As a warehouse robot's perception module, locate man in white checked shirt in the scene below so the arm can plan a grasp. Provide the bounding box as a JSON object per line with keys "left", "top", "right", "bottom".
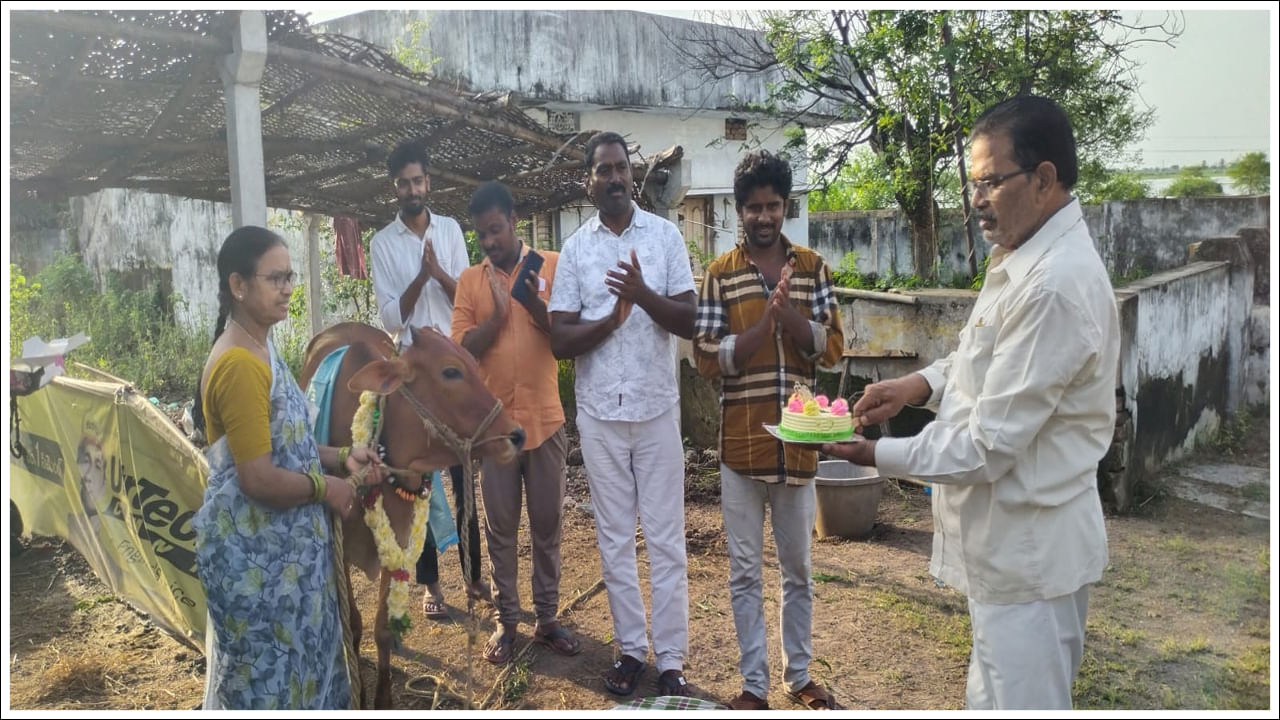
{"left": 548, "top": 131, "right": 697, "bottom": 698}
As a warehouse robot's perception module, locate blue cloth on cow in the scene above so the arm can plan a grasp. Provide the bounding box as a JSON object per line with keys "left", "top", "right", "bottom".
{"left": 428, "top": 471, "right": 460, "bottom": 552}
{"left": 192, "top": 339, "right": 350, "bottom": 710}
{"left": 304, "top": 346, "right": 459, "bottom": 554}
{"left": 304, "top": 345, "right": 349, "bottom": 444}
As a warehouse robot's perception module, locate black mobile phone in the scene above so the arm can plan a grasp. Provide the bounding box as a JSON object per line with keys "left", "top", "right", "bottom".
{"left": 511, "top": 250, "right": 545, "bottom": 304}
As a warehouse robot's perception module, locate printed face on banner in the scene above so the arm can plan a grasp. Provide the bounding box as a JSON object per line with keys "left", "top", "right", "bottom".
{"left": 77, "top": 424, "right": 108, "bottom": 516}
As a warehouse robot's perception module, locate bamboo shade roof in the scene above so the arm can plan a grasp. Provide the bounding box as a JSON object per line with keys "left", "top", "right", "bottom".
{"left": 10, "top": 10, "right": 592, "bottom": 224}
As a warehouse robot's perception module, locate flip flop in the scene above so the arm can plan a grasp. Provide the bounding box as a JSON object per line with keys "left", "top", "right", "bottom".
{"left": 483, "top": 628, "right": 517, "bottom": 665}
{"left": 602, "top": 654, "right": 646, "bottom": 696}
{"left": 421, "top": 596, "right": 448, "bottom": 620}
{"left": 533, "top": 623, "right": 582, "bottom": 656}
{"left": 789, "top": 681, "right": 841, "bottom": 710}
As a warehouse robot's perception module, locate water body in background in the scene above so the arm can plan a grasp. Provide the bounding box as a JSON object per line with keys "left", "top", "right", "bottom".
{"left": 1145, "top": 175, "right": 1244, "bottom": 197}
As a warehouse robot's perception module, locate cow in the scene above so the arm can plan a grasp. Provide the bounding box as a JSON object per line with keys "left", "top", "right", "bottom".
{"left": 299, "top": 322, "right": 525, "bottom": 709}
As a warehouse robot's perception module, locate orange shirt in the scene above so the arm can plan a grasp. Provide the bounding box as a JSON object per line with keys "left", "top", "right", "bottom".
{"left": 451, "top": 245, "right": 564, "bottom": 450}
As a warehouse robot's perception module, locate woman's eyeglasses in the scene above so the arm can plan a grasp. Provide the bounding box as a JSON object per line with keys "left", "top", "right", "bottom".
{"left": 255, "top": 270, "right": 297, "bottom": 289}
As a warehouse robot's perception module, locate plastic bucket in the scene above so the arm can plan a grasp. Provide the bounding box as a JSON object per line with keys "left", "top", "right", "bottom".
{"left": 813, "top": 460, "right": 884, "bottom": 539}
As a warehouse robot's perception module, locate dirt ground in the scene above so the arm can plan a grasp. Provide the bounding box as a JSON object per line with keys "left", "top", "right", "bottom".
{"left": 7, "top": 419, "right": 1272, "bottom": 711}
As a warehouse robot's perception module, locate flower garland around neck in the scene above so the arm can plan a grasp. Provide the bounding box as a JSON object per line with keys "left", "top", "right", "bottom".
{"left": 351, "top": 390, "right": 431, "bottom": 641}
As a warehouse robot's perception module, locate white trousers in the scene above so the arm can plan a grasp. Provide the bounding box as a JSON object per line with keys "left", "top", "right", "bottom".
{"left": 966, "top": 584, "right": 1091, "bottom": 710}
{"left": 576, "top": 404, "right": 689, "bottom": 673}
{"left": 720, "top": 464, "right": 816, "bottom": 696}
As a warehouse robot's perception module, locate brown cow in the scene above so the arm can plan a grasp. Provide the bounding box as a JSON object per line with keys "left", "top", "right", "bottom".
{"left": 299, "top": 322, "right": 525, "bottom": 709}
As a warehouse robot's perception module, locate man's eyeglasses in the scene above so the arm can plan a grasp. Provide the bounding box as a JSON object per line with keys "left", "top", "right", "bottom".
{"left": 256, "top": 270, "right": 297, "bottom": 289}
{"left": 966, "top": 167, "right": 1036, "bottom": 196}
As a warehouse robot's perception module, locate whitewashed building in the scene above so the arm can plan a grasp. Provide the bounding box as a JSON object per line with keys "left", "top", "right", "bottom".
{"left": 318, "top": 9, "right": 836, "bottom": 258}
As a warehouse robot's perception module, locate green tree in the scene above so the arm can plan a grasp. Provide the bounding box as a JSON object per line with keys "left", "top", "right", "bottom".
{"left": 1076, "top": 159, "right": 1150, "bottom": 204}
{"left": 1165, "top": 166, "right": 1223, "bottom": 198}
{"left": 1226, "top": 151, "right": 1269, "bottom": 194}
{"left": 681, "top": 10, "right": 1180, "bottom": 278}
{"left": 808, "top": 150, "right": 896, "bottom": 211}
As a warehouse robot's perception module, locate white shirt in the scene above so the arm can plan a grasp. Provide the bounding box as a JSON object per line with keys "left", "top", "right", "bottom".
{"left": 548, "top": 204, "right": 696, "bottom": 423}
{"left": 876, "top": 199, "right": 1117, "bottom": 604}
{"left": 370, "top": 210, "right": 470, "bottom": 348}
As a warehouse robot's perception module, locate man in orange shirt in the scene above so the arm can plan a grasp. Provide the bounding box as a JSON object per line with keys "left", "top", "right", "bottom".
{"left": 452, "top": 181, "right": 579, "bottom": 665}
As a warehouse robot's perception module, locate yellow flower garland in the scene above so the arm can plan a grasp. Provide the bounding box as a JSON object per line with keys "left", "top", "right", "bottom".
{"left": 351, "top": 391, "right": 431, "bottom": 638}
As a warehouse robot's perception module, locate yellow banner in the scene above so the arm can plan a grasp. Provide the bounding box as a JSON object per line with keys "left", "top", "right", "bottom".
{"left": 10, "top": 375, "right": 209, "bottom": 651}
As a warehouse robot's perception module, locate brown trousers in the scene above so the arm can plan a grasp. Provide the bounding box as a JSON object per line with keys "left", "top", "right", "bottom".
{"left": 480, "top": 426, "right": 568, "bottom": 625}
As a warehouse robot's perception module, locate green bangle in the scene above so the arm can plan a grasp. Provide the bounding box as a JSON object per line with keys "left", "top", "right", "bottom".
{"left": 337, "top": 446, "right": 351, "bottom": 469}
{"left": 308, "top": 469, "right": 326, "bottom": 503}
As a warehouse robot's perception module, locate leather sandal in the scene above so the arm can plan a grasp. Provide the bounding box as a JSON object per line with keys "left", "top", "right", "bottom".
{"left": 602, "top": 654, "right": 646, "bottom": 696}
{"left": 789, "top": 681, "right": 841, "bottom": 710}
{"left": 727, "top": 690, "right": 770, "bottom": 710}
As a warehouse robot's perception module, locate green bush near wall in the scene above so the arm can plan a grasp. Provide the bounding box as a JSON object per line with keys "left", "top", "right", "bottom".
{"left": 11, "top": 253, "right": 207, "bottom": 399}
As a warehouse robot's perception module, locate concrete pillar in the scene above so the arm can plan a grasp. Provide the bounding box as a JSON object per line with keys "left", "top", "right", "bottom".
{"left": 306, "top": 214, "right": 325, "bottom": 337}
{"left": 218, "top": 10, "right": 268, "bottom": 228}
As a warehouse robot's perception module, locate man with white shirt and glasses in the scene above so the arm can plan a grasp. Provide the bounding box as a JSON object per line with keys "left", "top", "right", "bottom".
{"left": 548, "top": 131, "right": 696, "bottom": 698}
{"left": 824, "top": 95, "right": 1119, "bottom": 710}
{"left": 369, "top": 139, "right": 492, "bottom": 619}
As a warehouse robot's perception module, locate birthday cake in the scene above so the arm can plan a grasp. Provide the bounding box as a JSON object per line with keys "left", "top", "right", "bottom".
{"left": 776, "top": 383, "right": 854, "bottom": 442}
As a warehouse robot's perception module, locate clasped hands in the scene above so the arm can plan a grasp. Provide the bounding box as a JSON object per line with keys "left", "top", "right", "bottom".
{"left": 605, "top": 249, "right": 648, "bottom": 327}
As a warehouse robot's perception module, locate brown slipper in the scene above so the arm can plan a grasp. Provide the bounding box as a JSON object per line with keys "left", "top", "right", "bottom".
{"left": 789, "top": 681, "right": 841, "bottom": 710}
{"left": 727, "top": 690, "right": 770, "bottom": 710}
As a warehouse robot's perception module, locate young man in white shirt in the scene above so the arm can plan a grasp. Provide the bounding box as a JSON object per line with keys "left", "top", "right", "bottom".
{"left": 824, "top": 95, "right": 1119, "bottom": 710}
{"left": 368, "top": 139, "right": 491, "bottom": 617}
{"left": 548, "top": 131, "right": 697, "bottom": 697}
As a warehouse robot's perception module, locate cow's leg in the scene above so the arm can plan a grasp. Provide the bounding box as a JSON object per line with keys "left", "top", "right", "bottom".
{"left": 347, "top": 564, "right": 366, "bottom": 709}
{"left": 373, "top": 568, "right": 394, "bottom": 709}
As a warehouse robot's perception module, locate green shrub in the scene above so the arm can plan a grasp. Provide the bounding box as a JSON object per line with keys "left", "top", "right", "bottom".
{"left": 1165, "top": 167, "right": 1223, "bottom": 198}
{"left": 8, "top": 265, "right": 42, "bottom": 360}
{"left": 15, "top": 253, "right": 208, "bottom": 399}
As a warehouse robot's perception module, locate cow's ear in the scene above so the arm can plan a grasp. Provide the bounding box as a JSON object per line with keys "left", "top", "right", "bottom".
{"left": 347, "top": 358, "right": 411, "bottom": 395}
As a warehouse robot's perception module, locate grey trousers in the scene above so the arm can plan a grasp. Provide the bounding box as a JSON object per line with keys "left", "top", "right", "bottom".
{"left": 480, "top": 427, "right": 568, "bottom": 626}
{"left": 720, "top": 464, "right": 816, "bottom": 697}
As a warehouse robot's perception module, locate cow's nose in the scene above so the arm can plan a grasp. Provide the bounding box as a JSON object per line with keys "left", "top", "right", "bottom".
{"left": 509, "top": 427, "right": 526, "bottom": 451}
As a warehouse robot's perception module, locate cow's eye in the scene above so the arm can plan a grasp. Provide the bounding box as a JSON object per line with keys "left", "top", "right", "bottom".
{"left": 442, "top": 367, "right": 463, "bottom": 381}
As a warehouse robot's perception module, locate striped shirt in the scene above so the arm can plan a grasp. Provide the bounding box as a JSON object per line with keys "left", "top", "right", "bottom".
{"left": 693, "top": 237, "right": 844, "bottom": 485}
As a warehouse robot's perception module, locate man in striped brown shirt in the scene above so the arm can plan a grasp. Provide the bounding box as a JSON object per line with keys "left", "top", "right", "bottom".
{"left": 693, "top": 150, "right": 844, "bottom": 711}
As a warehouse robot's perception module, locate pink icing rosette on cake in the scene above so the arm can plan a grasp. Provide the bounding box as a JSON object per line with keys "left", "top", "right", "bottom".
{"left": 815, "top": 395, "right": 830, "bottom": 409}
{"left": 830, "top": 398, "right": 849, "bottom": 416}
{"left": 787, "top": 397, "right": 805, "bottom": 413}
